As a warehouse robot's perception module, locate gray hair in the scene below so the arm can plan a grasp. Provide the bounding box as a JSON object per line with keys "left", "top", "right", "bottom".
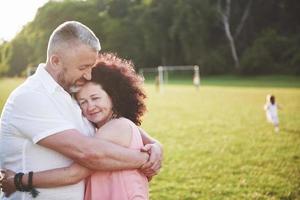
{"left": 47, "top": 21, "right": 101, "bottom": 59}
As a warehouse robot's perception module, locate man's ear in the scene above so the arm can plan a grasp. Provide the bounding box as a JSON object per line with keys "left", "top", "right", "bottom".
{"left": 50, "top": 54, "right": 61, "bottom": 70}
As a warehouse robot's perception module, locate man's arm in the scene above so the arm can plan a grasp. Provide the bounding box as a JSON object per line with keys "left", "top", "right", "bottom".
{"left": 10, "top": 92, "right": 149, "bottom": 171}
{"left": 38, "top": 129, "right": 149, "bottom": 171}
{"left": 0, "top": 123, "right": 149, "bottom": 197}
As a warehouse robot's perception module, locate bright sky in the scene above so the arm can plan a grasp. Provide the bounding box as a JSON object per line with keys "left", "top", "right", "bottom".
{"left": 0, "top": 0, "right": 49, "bottom": 41}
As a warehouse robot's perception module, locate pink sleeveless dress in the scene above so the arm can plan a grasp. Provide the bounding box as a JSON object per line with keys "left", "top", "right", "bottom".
{"left": 84, "top": 118, "right": 149, "bottom": 200}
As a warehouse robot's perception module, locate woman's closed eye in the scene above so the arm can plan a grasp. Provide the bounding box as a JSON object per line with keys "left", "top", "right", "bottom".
{"left": 92, "top": 96, "right": 101, "bottom": 101}
{"left": 79, "top": 100, "right": 87, "bottom": 106}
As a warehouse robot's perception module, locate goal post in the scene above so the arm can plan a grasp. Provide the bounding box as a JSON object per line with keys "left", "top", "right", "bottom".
{"left": 139, "top": 65, "right": 200, "bottom": 92}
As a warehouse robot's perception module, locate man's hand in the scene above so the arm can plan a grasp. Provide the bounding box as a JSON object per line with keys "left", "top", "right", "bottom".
{"left": 140, "top": 143, "right": 163, "bottom": 179}
{"left": 0, "top": 169, "right": 17, "bottom": 197}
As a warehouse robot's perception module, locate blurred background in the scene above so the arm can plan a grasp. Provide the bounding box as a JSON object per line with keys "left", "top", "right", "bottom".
{"left": 0, "top": 0, "right": 300, "bottom": 76}
{"left": 0, "top": 0, "right": 300, "bottom": 199}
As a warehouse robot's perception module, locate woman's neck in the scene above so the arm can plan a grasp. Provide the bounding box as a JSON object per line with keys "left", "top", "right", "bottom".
{"left": 96, "top": 112, "right": 116, "bottom": 129}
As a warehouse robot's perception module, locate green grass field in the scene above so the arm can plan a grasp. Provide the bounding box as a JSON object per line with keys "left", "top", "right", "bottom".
{"left": 1, "top": 76, "right": 300, "bottom": 199}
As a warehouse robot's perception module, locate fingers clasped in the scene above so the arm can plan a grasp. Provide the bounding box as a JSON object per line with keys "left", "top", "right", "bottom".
{"left": 140, "top": 143, "right": 163, "bottom": 178}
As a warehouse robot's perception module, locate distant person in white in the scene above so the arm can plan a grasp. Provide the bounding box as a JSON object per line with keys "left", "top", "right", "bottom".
{"left": 0, "top": 21, "right": 162, "bottom": 200}
{"left": 264, "top": 94, "right": 280, "bottom": 133}
{"left": 193, "top": 73, "right": 200, "bottom": 90}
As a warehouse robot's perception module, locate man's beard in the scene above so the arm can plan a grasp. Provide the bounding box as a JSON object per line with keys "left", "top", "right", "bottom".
{"left": 57, "top": 70, "right": 73, "bottom": 93}
{"left": 57, "top": 69, "right": 85, "bottom": 94}
{"left": 69, "top": 85, "right": 81, "bottom": 93}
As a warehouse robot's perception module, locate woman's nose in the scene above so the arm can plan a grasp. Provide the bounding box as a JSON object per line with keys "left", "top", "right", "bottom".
{"left": 87, "top": 101, "right": 96, "bottom": 111}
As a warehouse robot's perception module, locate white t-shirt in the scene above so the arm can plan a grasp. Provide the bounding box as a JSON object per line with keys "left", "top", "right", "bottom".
{"left": 0, "top": 64, "right": 95, "bottom": 200}
{"left": 264, "top": 102, "right": 279, "bottom": 124}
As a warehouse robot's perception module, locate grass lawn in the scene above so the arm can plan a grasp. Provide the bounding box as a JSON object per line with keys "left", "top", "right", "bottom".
{"left": 0, "top": 78, "right": 25, "bottom": 109}
{"left": 1, "top": 76, "right": 300, "bottom": 199}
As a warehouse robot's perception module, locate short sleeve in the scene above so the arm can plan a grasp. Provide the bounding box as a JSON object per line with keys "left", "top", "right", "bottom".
{"left": 10, "top": 91, "right": 76, "bottom": 143}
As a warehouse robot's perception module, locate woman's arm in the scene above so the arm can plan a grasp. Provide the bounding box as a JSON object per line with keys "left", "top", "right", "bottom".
{"left": 139, "top": 127, "right": 162, "bottom": 147}
{"left": 28, "top": 163, "right": 91, "bottom": 188}
{"left": 3, "top": 163, "right": 91, "bottom": 190}
{"left": 1, "top": 164, "right": 91, "bottom": 197}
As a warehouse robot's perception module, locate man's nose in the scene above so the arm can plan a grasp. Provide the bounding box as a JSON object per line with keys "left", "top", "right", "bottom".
{"left": 83, "top": 67, "right": 92, "bottom": 80}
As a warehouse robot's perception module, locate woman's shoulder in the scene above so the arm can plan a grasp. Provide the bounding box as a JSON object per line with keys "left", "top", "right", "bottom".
{"left": 98, "top": 117, "right": 130, "bottom": 131}
{"left": 96, "top": 117, "right": 134, "bottom": 147}
{"left": 105, "top": 117, "right": 134, "bottom": 127}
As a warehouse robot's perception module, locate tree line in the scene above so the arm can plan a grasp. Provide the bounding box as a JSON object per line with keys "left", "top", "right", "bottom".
{"left": 0, "top": 0, "right": 299, "bottom": 76}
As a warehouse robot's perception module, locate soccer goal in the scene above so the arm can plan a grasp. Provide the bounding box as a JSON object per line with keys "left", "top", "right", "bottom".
{"left": 139, "top": 65, "right": 200, "bottom": 92}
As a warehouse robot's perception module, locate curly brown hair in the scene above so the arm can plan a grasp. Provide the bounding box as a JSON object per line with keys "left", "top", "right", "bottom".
{"left": 91, "top": 53, "right": 147, "bottom": 125}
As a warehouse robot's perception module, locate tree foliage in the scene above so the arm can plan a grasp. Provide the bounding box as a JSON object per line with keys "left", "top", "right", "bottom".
{"left": 0, "top": 0, "right": 299, "bottom": 76}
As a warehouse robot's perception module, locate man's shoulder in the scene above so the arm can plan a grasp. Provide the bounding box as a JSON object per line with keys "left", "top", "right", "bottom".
{"left": 10, "top": 84, "right": 46, "bottom": 103}
{"left": 6, "top": 80, "right": 53, "bottom": 112}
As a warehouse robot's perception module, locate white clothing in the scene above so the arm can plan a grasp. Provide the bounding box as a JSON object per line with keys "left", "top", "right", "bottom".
{"left": 264, "top": 102, "right": 279, "bottom": 125}
{"left": 193, "top": 76, "right": 200, "bottom": 86}
{"left": 0, "top": 64, "right": 95, "bottom": 200}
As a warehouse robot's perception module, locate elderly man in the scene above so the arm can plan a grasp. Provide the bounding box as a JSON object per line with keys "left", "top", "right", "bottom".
{"left": 0, "top": 21, "right": 162, "bottom": 200}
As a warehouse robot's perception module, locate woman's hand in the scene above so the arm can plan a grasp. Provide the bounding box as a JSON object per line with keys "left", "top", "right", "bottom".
{"left": 1, "top": 169, "right": 17, "bottom": 197}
